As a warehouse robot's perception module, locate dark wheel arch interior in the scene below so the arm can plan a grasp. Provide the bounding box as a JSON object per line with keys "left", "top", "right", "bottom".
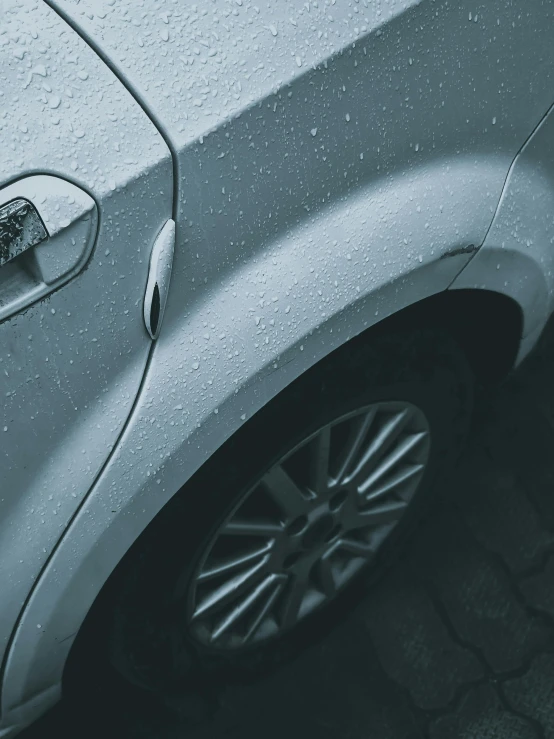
{"left": 367, "top": 288, "right": 524, "bottom": 386}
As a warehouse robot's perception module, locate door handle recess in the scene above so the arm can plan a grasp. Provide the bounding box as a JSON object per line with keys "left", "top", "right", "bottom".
{"left": 143, "top": 219, "right": 175, "bottom": 340}
{"left": 0, "top": 199, "right": 48, "bottom": 267}
{"left": 0, "top": 175, "right": 98, "bottom": 322}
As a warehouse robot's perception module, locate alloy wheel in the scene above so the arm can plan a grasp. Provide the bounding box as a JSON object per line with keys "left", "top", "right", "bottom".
{"left": 187, "top": 401, "right": 431, "bottom": 650}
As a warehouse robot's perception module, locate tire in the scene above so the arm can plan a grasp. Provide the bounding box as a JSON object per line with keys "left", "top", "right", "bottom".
{"left": 66, "top": 326, "right": 474, "bottom": 723}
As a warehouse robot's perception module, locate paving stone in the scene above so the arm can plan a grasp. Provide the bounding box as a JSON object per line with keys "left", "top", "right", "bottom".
{"left": 362, "top": 564, "right": 482, "bottom": 711}
{"left": 451, "top": 443, "right": 554, "bottom": 574}
{"left": 503, "top": 653, "right": 554, "bottom": 737}
{"left": 429, "top": 684, "right": 539, "bottom": 739}
{"left": 411, "top": 512, "right": 551, "bottom": 673}
{"left": 521, "top": 555, "right": 554, "bottom": 622}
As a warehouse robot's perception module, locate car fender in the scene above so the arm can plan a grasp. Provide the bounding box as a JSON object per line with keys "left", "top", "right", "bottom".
{"left": 0, "top": 149, "right": 535, "bottom": 722}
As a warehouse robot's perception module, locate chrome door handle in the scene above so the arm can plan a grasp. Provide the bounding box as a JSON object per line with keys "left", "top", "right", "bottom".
{"left": 0, "top": 176, "right": 98, "bottom": 322}
{"left": 0, "top": 199, "right": 48, "bottom": 268}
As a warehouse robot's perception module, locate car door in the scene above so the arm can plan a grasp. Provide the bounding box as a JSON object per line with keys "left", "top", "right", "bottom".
{"left": 0, "top": 0, "right": 172, "bottom": 670}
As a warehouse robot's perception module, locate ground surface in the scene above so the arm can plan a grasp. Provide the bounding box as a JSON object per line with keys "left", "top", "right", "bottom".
{"left": 21, "top": 324, "right": 554, "bottom": 738}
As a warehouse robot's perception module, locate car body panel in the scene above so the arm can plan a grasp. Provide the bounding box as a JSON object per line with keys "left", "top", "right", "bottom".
{"left": 48, "top": 0, "right": 554, "bottom": 376}
{"left": 3, "top": 0, "right": 554, "bottom": 733}
{"left": 451, "top": 106, "right": 554, "bottom": 364}
{"left": 0, "top": 0, "right": 172, "bottom": 724}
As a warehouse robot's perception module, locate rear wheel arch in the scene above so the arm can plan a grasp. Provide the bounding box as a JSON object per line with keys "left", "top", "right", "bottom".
{"left": 62, "top": 285, "right": 522, "bottom": 703}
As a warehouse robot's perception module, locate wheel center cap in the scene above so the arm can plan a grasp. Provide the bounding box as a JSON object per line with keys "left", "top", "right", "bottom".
{"left": 302, "top": 513, "right": 336, "bottom": 549}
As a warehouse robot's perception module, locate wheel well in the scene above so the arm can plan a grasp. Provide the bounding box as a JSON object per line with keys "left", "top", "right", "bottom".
{"left": 367, "top": 289, "right": 524, "bottom": 385}
{"left": 62, "top": 288, "right": 521, "bottom": 694}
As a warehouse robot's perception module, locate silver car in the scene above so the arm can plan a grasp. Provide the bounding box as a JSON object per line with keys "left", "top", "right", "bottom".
{"left": 2, "top": 0, "right": 554, "bottom": 734}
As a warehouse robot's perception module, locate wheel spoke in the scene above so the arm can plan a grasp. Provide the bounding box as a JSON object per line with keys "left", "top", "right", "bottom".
{"left": 198, "top": 542, "right": 274, "bottom": 582}
{"left": 192, "top": 555, "right": 271, "bottom": 620}
{"left": 334, "top": 409, "right": 377, "bottom": 485}
{"left": 261, "top": 464, "right": 311, "bottom": 519}
{"left": 243, "top": 576, "right": 287, "bottom": 643}
{"left": 343, "top": 409, "right": 411, "bottom": 487}
{"left": 344, "top": 499, "right": 407, "bottom": 530}
{"left": 222, "top": 519, "right": 284, "bottom": 537}
{"left": 280, "top": 573, "right": 309, "bottom": 629}
{"left": 358, "top": 432, "right": 427, "bottom": 496}
{"left": 211, "top": 574, "right": 281, "bottom": 642}
{"left": 308, "top": 426, "right": 332, "bottom": 493}
{"left": 364, "top": 462, "right": 425, "bottom": 503}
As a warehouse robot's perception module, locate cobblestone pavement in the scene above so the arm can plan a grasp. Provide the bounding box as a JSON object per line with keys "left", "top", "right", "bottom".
{"left": 21, "top": 324, "right": 554, "bottom": 738}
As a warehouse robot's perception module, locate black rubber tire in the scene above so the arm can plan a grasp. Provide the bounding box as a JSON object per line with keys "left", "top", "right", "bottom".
{"left": 65, "top": 326, "right": 474, "bottom": 725}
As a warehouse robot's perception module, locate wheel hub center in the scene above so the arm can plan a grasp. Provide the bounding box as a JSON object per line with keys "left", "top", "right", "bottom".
{"left": 302, "top": 513, "right": 336, "bottom": 549}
